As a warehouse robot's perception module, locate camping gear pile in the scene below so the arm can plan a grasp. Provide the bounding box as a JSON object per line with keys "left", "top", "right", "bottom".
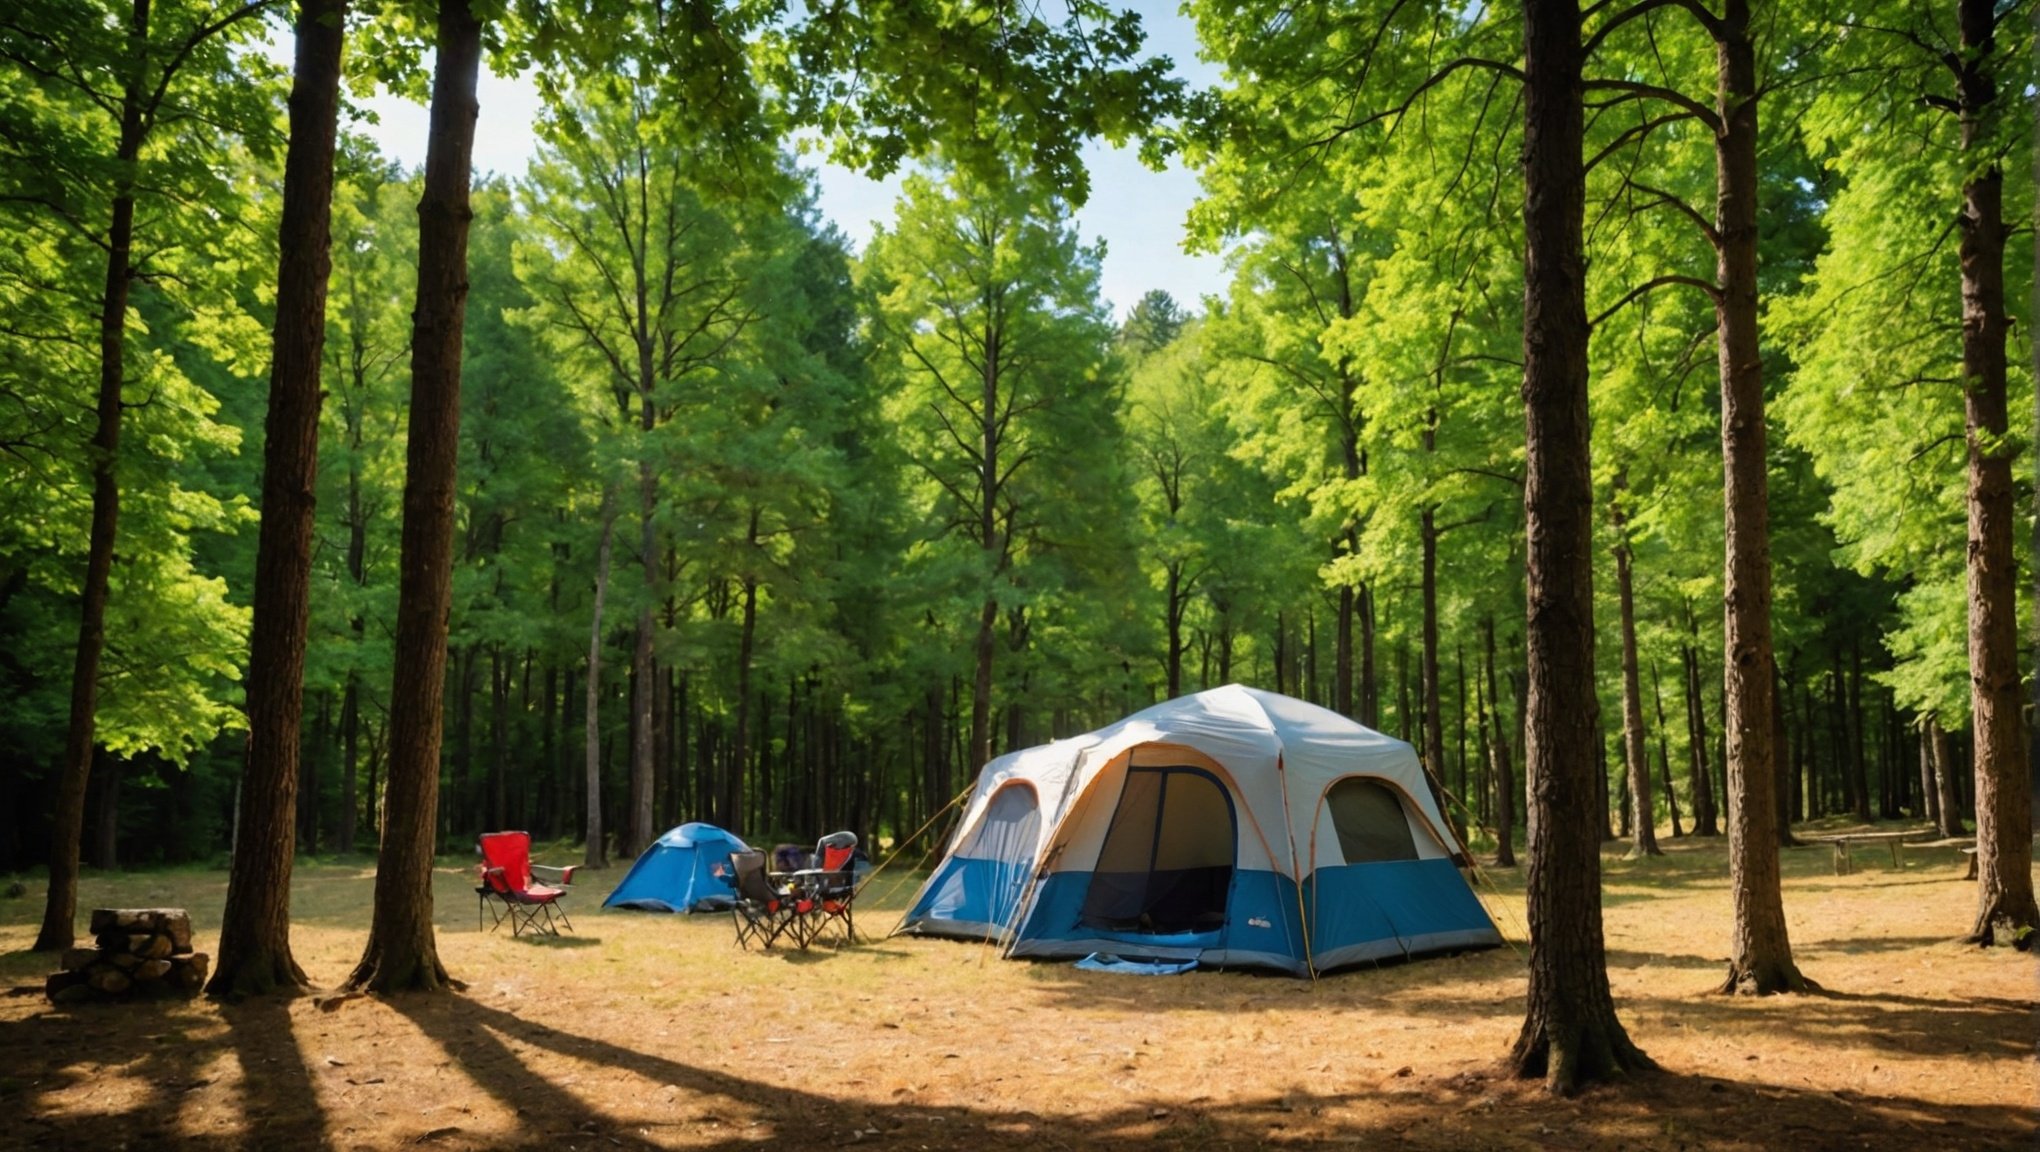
{"left": 598, "top": 822, "right": 864, "bottom": 953}
{"left": 44, "top": 908, "right": 209, "bottom": 1004}
{"left": 730, "top": 831, "right": 861, "bottom": 951}
{"left": 898, "top": 684, "right": 1501, "bottom": 976}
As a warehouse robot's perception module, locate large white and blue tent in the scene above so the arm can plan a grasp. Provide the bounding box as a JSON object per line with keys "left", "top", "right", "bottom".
{"left": 604, "top": 822, "right": 748, "bottom": 913}
{"left": 899, "top": 685, "right": 1500, "bottom": 975}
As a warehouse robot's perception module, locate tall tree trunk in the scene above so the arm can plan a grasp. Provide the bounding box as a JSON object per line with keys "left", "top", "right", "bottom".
{"left": 1709, "top": 0, "right": 1803, "bottom": 992}
{"left": 2030, "top": 0, "right": 2040, "bottom": 836}
{"left": 1395, "top": 640, "right": 1411, "bottom": 742}
{"left": 1611, "top": 473, "right": 1659, "bottom": 858}
{"left": 583, "top": 492, "right": 615, "bottom": 867}
{"left": 35, "top": 0, "right": 152, "bottom": 954}
{"left": 1509, "top": 0, "right": 1649, "bottom": 1090}
{"left": 90, "top": 753, "right": 118, "bottom": 870}
{"left": 340, "top": 674, "right": 359, "bottom": 854}
{"left": 342, "top": 0, "right": 482, "bottom": 993}
{"left": 1919, "top": 722, "right": 1939, "bottom": 825}
{"left": 538, "top": 662, "right": 556, "bottom": 837}
{"left": 970, "top": 595, "right": 997, "bottom": 771}
{"left": 1474, "top": 666, "right": 1493, "bottom": 827}
{"left": 1360, "top": 584, "right": 1379, "bottom": 727}
{"left": 1454, "top": 644, "right": 1470, "bottom": 840}
{"left": 1683, "top": 643, "right": 1719, "bottom": 836}
{"left": 729, "top": 576, "right": 759, "bottom": 829}
{"left": 1166, "top": 563, "right": 1184, "bottom": 699}
{"left": 1931, "top": 716, "right": 1965, "bottom": 838}
{"left": 489, "top": 646, "right": 508, "bottom": 832}
{"left": 1651, "top": 660, "right": 1683, "bottom": 836}
{"left": 339, "top": 354, "right": 369, "bottom": 855}
{"left": 627, "top": 425, "right": 656, "bottom": 859}
{"left": 1957, "top": 0, "right": 2037, "bottom": 946}
{"left": 1847, "top": 642, "right": 1871, "bottom": 820}
{"left": 1420, "top": 508, "right": 1448, "bottom": 816}
{"left": 452, "top": 646, "right": 476, "bottom": 838}
{"left": 1335, "top": 579, "right": 1354, "bottom": 717}
{"left": 299, "top": 696, "right": 322, "bottom": 854}
{"left": 1772, "top": 660, "right": 1800, "bottom": 848}
{"left": 1484, "top": 618, "right": 1517, "bottom": 867}
{"left": 1307, "top": 602, "right": 1320, "bottom": 705}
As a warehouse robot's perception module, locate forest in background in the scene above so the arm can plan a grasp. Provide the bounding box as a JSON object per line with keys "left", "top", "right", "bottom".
{"left": 0, "top": 1, "right": 2030, "bottom": 917}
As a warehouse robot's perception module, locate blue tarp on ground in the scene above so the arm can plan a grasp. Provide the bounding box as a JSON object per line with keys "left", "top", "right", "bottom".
{"left": 1074, "top": 953, "right": 1199, "bottom": 975}
{"left": 603, "top": 822, "right": 748, "bottom": 912}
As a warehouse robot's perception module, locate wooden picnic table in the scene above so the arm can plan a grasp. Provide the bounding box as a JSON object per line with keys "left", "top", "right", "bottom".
{"left": 1813, "top": 831, "right": 1919, "bottom": 875}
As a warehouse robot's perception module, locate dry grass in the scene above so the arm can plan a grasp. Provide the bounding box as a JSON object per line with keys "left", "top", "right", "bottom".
{"left": 0, "top": 826, "right": 2032, "bottom": 1151}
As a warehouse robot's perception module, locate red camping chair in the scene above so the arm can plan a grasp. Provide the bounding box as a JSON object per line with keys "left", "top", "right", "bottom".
{"left": 477, "top": 831, "right": 578, "bottom": 937}
{"left": 730, "top": 849, "right": 811, "bottom": 950}
{"left": 801, "top": 831, "right": 860, "bottom": 946}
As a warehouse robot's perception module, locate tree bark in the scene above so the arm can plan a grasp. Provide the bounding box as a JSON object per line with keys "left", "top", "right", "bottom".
{"left": 730, "top": 575, "right": 759, "bottom": 828}
{"left": 1474, "top": 664, "right": 1493, "bottom": 827}
{"left": 1420, "top": 508, "right": 1448, "bottom": 818}
{"left": 1846, "top": 642, "right": 1871, "bottom": 820}
{"left": 1508, "top": 0, "right": 1649, "bottom": 1091}
{"left": 488, "top": 646, "right": 508, "bottom": 832}
{"left": 627, "top": 401, "right": 657, "bottom": 860}
{"left": 1454, "top": 644, "right": 1470, "bottom": 840}
{"left": 1166, "top": 562, "right": 1184, "bottom": 698}
{"left": 342, "top": 0, "right": 482, "bottom": 994}
{"left": 1360, "top": 584, "right": 1379, "bottom": 727}
{"left": 212, "top": 0, "right": 350, "bottom": 969}
{"left": 89, "top": 753, "right": 118, "bottom": 870}
{"left": 583, "top": 490, "right": 615, "bottom": 868}
{"left": 1919, "top": 722, "right": 1939, "bottom": 826}
{"left": 1955, "top": 0, "right": 2038, "bottom": 947}
{"left": 1651, "top": 659, "right": 1683, "bottom": 836}
{"left": 1484, "top": 618, "right": 1516, "bottom": 867}
{"left": 1683, "top": 642, "right": 1719, "bottom": 835}
{"left": 340, "top": 674, "right": 359, "bottom": 853}
{"left": 1708, "top": 0, "right": 1806, "bottom": 993}
{"left": 1772, "top": 660, "right": 1800, "bottom": 848}
{"left": 2030, "top": 0, "right": 2040, "bottom": 836}
{"left": 1610, "top": 471, "right": 1660, "bottom": 858}
{"left": 36, "top": 0, "right": 152, "bottom": 953}
{"left": 1930, "top": 716, "right": 1965, "bottom": 838}
{"left": 1335, "top": 578, "right": 1353, "bottom": 717}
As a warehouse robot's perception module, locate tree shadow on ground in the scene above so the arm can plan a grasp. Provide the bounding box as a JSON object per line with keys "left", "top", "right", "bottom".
{"left": 0, "top": 991, "right": 338, "bottom": 1152}
{"left": 1793, "top": 933, "right": 1985, "bottom": 956}
{"left": 2, "top": 988, "right": 2031, "bottom": 1151}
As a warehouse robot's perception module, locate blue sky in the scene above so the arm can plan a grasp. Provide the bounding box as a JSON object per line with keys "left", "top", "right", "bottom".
{"left": 326, "top": 2, "right": 1232, "bottom": 319}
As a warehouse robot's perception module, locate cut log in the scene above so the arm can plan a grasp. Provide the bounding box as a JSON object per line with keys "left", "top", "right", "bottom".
{"left": 109, "top": 952, "right": 141, "bottom": 971}
{"left": 87, "top": 968, "right": 132, "bottom": 994}
{"left": 60, "top": 948, "right": 100, "bottom": 973}
{"left": 135, "top": 959, "right": 172, "bottom": 982}
{"left": 51, "top": 983, "right": 97, "bottom": 1006}
{"left": 135, "top": 934, "right": 173, "bottom": 960}
{"left": 88, "top": 909, "right": 193, "bottom": 952}
{"left": 169, "top": 953, "right": 209, "bottom": 990}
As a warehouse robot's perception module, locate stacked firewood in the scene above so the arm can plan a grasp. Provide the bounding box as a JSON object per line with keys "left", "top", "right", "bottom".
{"left": 44, "top": 908, "right": 209, "bottom": 1004}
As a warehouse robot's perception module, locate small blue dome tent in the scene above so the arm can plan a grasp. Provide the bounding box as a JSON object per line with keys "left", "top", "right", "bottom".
{"left": 604, "top": 823, "right": 748, "bottom": 912}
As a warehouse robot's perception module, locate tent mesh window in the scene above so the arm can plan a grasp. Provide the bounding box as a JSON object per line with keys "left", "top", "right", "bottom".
{"left": 1325, "top": 778, "right": 1419, "bottom": 863}
{"left": 1080, "top": 766, "right": 1235, "bottom": 934}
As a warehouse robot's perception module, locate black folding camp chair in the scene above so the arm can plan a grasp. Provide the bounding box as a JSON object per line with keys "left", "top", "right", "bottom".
{"left": 801, "top": 831, "right": 860, "bottom": 946}
{"left": 729, "top": 849, "right": 809, "bottom": 950}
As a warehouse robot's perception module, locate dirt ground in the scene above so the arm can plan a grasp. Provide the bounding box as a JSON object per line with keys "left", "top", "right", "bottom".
{"left": 0, "top": 828, "right": 2032, "bottom": 1151}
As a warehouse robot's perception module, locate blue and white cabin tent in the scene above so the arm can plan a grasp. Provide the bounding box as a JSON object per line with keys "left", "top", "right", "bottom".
{"left": 603, "top": 822, "right": 748, "bottom": 912}
{"left": 899, "top": 685, "right": 1500, "bottom": 975}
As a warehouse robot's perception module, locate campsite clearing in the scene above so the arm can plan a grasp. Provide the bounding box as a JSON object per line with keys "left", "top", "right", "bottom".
{"left": 0, "top": 832, "right": 2029, "bottom": 1151}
